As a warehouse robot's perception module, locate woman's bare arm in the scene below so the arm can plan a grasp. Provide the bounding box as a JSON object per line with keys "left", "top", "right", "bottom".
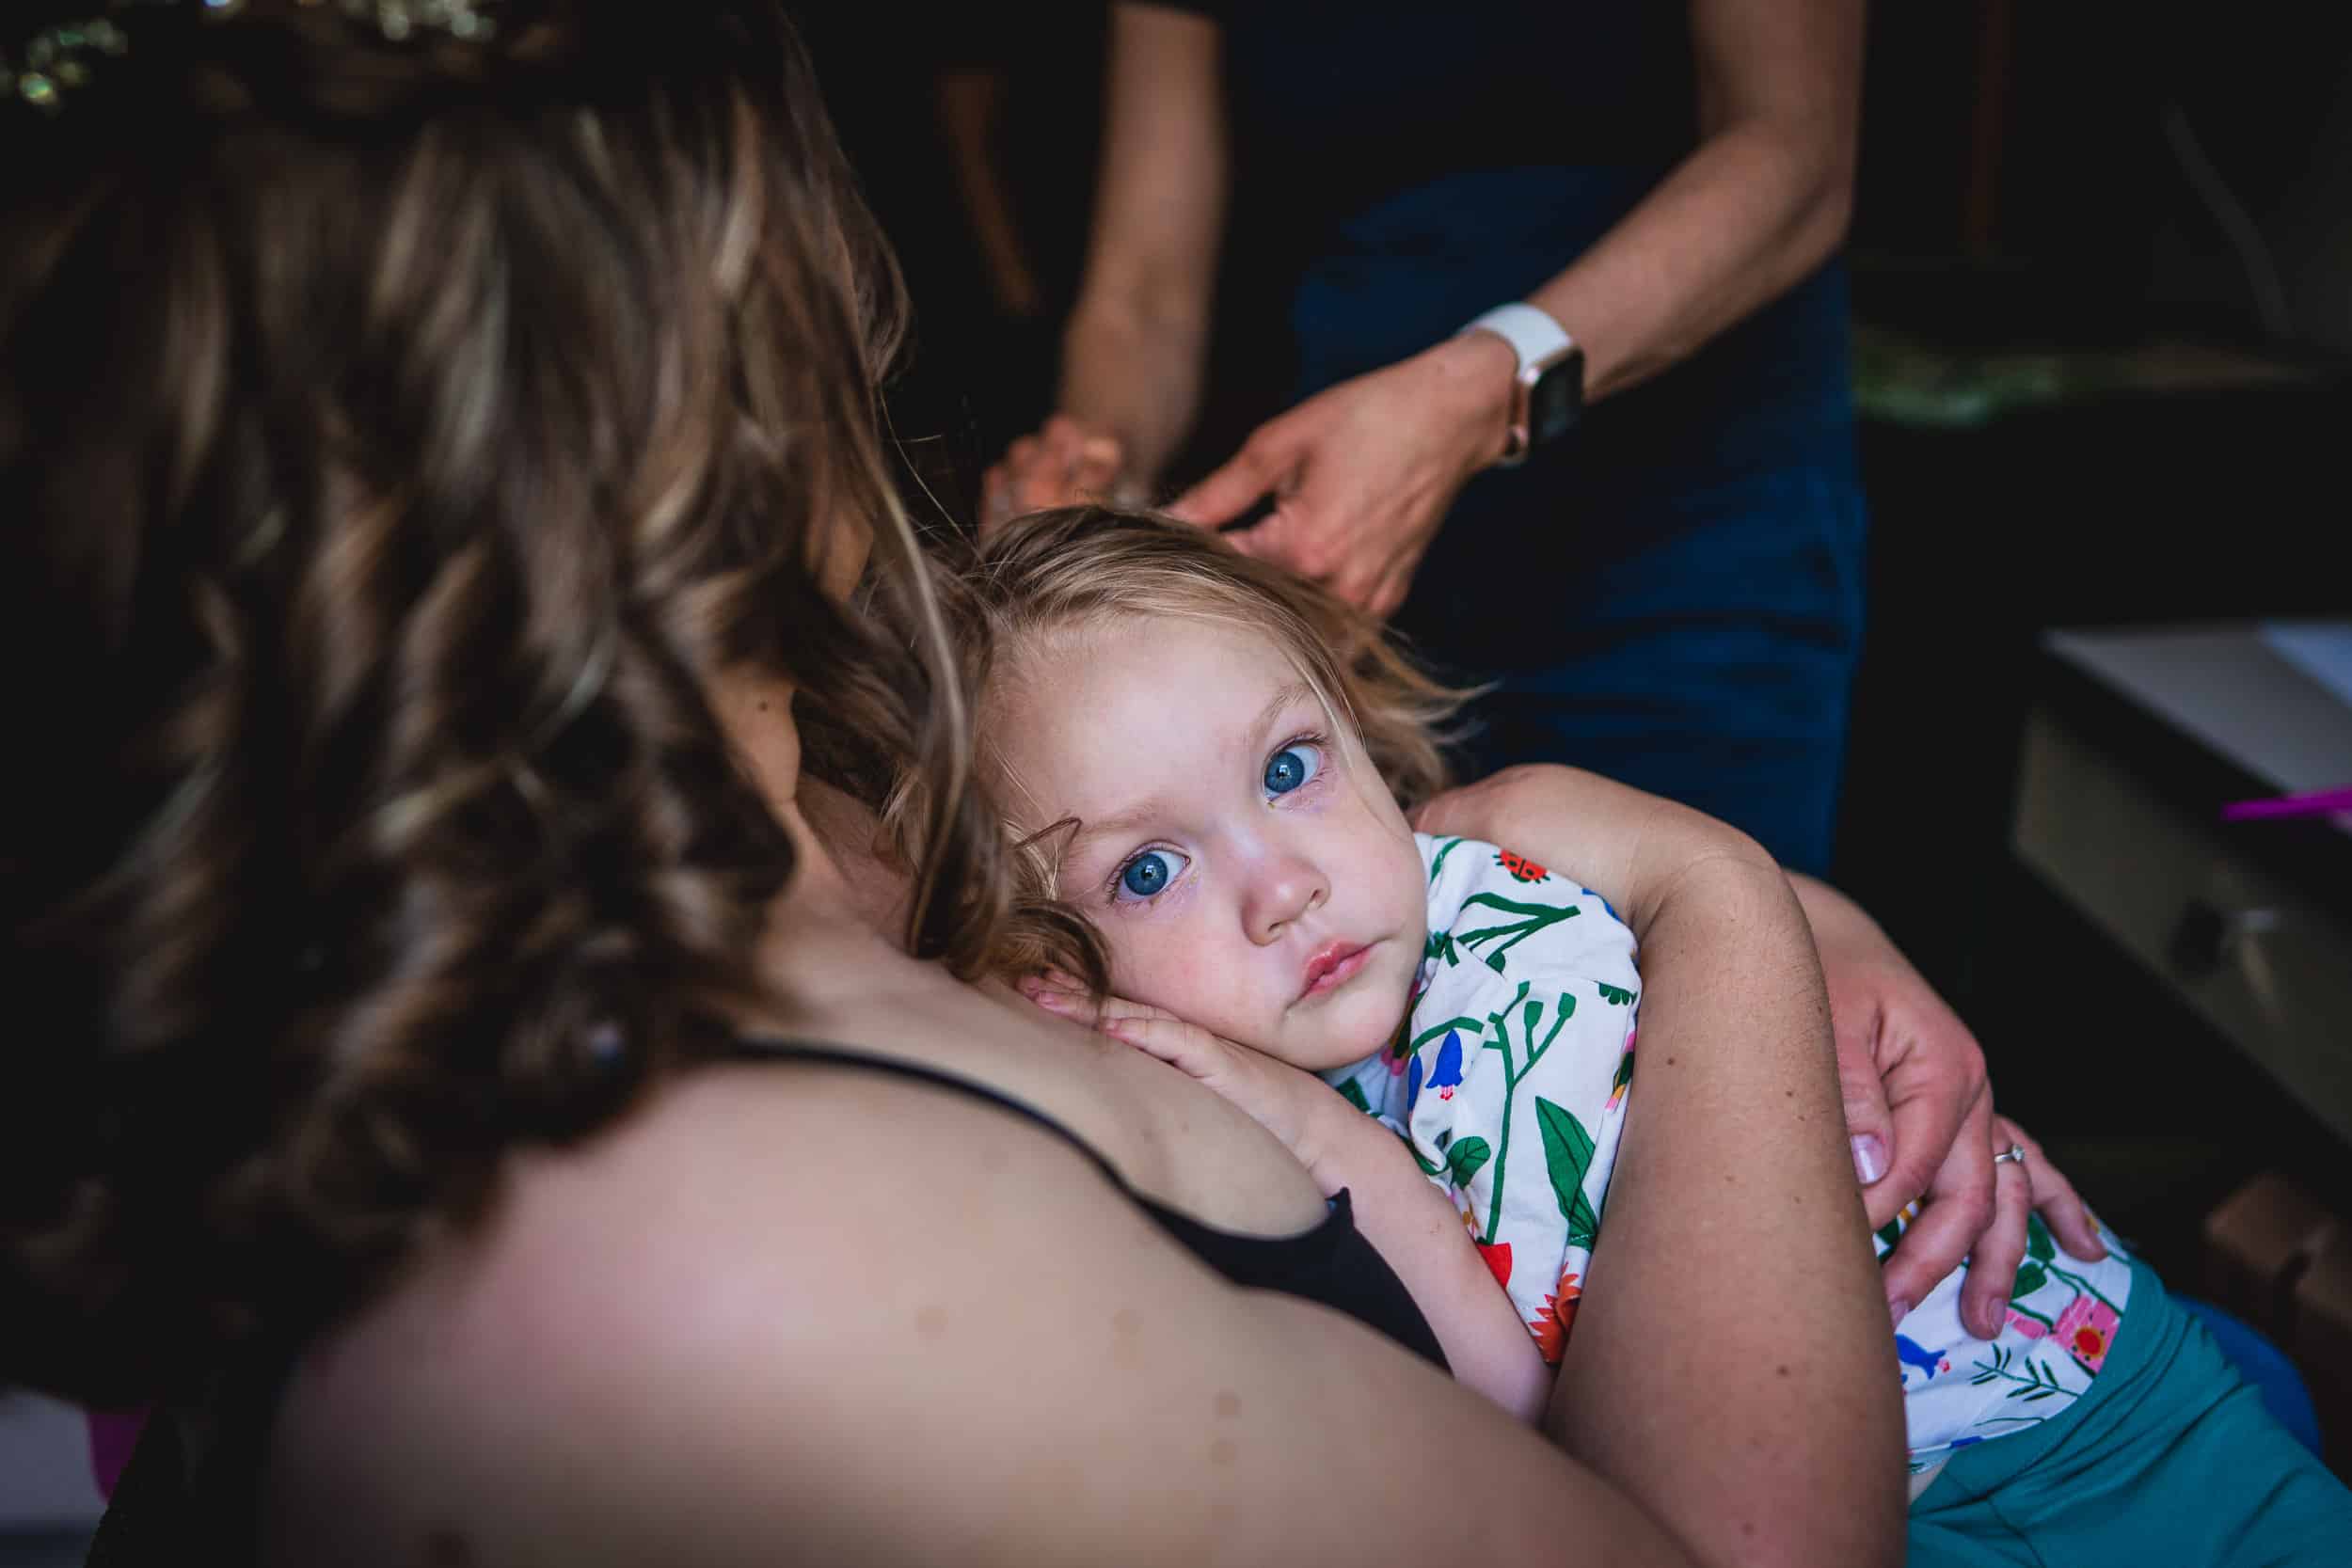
{"left": 1549, "top": 852, "right": 1904, "bottom": 1568}
{"left": 1523, "top": 0, "right": 1864, "bottom": 404}
{"left": 1054, "top": 4, "right": 1226, "bottom": 488}
{"left": 1418, "top": 768, "right": 1907, "bottom": 1566}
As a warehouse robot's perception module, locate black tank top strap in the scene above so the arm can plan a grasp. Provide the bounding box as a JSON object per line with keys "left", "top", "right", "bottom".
{"left": 725, "top": 1036, "right": 1448, "bottom": 1373}
{"left": 728, "top": 1035, "right": 1131, "bottom": 1190}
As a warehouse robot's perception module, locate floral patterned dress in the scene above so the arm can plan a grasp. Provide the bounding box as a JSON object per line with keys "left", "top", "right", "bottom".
{"left": 1323, "top": 835, "right": 2135, "bottom": 1468}
{"left": 1322, "top": 834, "right": 1641, "bottom": 1365}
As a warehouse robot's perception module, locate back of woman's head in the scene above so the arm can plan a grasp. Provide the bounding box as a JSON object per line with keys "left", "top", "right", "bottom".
{"left": 0, "top": 0, "right": 997, "bottom": 1403}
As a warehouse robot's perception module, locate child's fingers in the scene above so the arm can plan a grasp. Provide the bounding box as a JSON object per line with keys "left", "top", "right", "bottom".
{"left": 1098, "top": 1010, "right": 1221, "bottom": 1079}
{"left": 1016, "top": 977, "right": 1185, "bottom": 1039}
{"left": 1017, "top": 973, "right": 1092, "bottom": 1022}
{"left": 1088, "top": 992, "right": 1182, "bottom": 1027}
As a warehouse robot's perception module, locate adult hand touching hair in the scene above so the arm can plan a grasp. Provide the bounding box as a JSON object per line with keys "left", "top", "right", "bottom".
{"left": 1161, "top": 334, "right": 1517, "bottom": 617}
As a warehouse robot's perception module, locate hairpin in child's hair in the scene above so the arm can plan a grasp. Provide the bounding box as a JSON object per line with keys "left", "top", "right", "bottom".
{"left": 3, "top": 0, "right": 498, "bottom": 115}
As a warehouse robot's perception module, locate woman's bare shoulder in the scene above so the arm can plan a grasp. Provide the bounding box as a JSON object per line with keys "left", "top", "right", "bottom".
{"left": 264, "top": 1047, "right": 1632, "bottom": 1568}
{"left": 262, "top": 1060, "right": 1136, "bottom": 1562}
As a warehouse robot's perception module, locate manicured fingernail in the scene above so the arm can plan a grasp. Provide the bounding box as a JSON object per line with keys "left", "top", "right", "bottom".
{"left": 1887, "top": 1294, "right": 1912, "bottom": 1328}
{"left": 1031, "top": 990, "right": 1071, "bottom": 1014}
{"left": 1976, "top": 1306, "right": 2005, "bottom": 1340}
{"left": 1851, "top": 1133, "right": 1887, "bottom": 1186}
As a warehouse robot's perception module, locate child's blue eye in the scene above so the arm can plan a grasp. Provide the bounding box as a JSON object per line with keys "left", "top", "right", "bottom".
{"left": 1117, "top": 847, "right": 1188, "bottom": 901}
{"left": 1263, "top": 741, "right": 1324, "bottom": 798}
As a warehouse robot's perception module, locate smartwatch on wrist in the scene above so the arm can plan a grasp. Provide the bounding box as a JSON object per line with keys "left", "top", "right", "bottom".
{"left": 1458, "top": 303, "right": 1583, "bottom": 467}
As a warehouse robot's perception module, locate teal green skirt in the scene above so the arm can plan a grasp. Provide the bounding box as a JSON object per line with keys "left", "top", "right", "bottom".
{"left": 1910, "top": 1257, "right": 2352, "bottom": 1565}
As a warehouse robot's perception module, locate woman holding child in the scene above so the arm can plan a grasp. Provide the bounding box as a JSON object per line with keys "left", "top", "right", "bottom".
{"left": 1, "top": 4, "right": 2339, "bottom": 1564}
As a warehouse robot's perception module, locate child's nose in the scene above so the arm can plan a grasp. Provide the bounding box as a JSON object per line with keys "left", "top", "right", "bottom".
{"left": 1244, "top": 852, "right": 1327, "bottom": 945}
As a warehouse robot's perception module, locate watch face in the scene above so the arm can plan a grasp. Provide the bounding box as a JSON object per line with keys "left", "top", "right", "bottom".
{"left": 1529, "top": 351, "right": 1583, "bottom": 447}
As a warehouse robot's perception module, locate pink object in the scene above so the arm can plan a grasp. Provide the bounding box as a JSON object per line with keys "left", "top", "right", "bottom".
{"left": 2220, "top": 785, "right": 2352, "bottom": 822}
{"left": 87, "top": 1407, "right": 151, "bottom": 1499}
{"left": 2054, "top": 1294, "right": 2122, "bottom": 1375}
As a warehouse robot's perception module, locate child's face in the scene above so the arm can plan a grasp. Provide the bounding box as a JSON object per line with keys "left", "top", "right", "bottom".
{"left": 994, "top": 616, "right": 1428, "bottom": 1070}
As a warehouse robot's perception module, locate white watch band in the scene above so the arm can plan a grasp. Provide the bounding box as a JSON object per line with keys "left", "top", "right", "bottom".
{"left": 1458, "top": 303, "right": 1575, "bottom": 372}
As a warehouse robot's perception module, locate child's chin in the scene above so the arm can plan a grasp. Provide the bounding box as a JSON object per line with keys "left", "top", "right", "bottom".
{"left": 1304, "top": 986, "right": 1415, "bottom": 1069}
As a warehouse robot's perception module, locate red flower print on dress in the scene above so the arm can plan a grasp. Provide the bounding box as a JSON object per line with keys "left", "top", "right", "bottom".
{"left": 1494, "top": 848, "right": 1550, "bottom": 883}
{"left": 1527, "top": 1268, "right": 1583, "bottom": 1365}
{"left": 1476, "top": 1239, "right": 1514, "bottom": 1290}
{"left": 2053, "top": 1293, "right": 2120, "bottom": 1374}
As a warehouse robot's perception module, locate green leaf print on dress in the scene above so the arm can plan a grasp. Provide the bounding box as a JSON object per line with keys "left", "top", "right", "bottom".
{"left": 1459, "top": 985, "right": 1575, "bottom": 1247}
{"left": 1535, "top": 1098, "right": 1602, "bottom": 1252}
{"left": 1446, "top": 1136, "right": 1493, "bottom": 1187}
{"left": 1455, "top": 894, "right": 1582, "bottom": 974}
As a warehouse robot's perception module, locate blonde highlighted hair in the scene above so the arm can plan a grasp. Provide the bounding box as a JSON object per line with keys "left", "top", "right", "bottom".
{"left": 929, "top": 506, "right": 1477, "bottom": 990}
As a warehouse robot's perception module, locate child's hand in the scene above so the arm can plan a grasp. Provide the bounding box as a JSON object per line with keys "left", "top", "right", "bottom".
{"left": 1020, "top": 975, "right": 1336, "bottom": 1170}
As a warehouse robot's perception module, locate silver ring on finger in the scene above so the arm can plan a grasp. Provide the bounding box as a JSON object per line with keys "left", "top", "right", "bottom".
{"left": 1992, "top": 1143, "right": 2027, "bottom": 1166}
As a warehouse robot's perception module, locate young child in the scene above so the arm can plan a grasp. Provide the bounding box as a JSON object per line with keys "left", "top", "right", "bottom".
{"left": 941, "top": 505, "right": 2144, "bottom": 1481}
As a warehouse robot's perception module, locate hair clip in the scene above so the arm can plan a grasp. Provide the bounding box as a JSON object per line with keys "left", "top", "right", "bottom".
{"left": 4, "top": 0, "right": 497, "bottom": 115}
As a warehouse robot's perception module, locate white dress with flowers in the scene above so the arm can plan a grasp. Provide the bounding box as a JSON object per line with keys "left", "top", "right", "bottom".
{"left": 1322, "top": 834, "right": 2137, "bottom": 1468}
{"left": 1321, "top": 834, "right": 1641, "bottom": 1367}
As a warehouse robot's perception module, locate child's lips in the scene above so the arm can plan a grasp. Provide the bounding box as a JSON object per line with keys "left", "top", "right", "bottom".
{"left": 1298, "top": 941, "right": 1374, "bottom": 1001}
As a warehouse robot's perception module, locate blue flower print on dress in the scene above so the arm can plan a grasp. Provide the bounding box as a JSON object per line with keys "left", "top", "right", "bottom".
{"left": 1426, "top": 1030, "right": 1466, "bottom": 1101}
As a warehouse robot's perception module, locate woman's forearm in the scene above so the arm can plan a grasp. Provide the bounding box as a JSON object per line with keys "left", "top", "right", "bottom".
{"left": 1525, "top": 123, "right": 1851, "bottom": 404}
{"left": 1414, "top": 769, "right": 1901, "bottom": 1564}
{"left": 1057, "top": 296, "right": 1211, "bottom": 489}
{"left": 1520, "top": 0, "right": 1862, "bottom": 404}
{"left": 1548, "top": 858, "right": 1904, "bottom": 1568}
{"left": 1299, "top": 1105, "right": 1553, "bottom": 1424}
{"left": 1055, "top": 3, "right": 1226, "bottom": 489}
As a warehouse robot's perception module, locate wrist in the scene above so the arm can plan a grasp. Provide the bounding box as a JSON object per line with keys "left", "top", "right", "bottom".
{"left": 1421, "top": 331, "right": 1519, "bottom": 474}
{"left": 1286, "top": 1078, "right": 1391, "bottom": 1196}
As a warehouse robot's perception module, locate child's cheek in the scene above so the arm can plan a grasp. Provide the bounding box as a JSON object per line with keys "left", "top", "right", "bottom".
{"left": 1119, "top": 933, "right": 1233, "bottom": 1033}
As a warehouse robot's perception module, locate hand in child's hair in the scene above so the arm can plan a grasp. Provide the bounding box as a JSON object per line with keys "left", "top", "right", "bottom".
{"left": 1018, "top": 974, "right": 1335, "bottom": 1168}
{"left": 980, "top": 416, "right": 1132, "bottom": 535}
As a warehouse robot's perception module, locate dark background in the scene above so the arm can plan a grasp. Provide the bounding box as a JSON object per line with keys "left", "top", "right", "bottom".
{"left": 795, "top": 2, "right": 2352, "bottom": 1281}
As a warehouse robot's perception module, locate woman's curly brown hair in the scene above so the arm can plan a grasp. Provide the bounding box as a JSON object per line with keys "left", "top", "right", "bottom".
{"left": 926, "top": 505, "right": 1478, "bottom": 995}
{"left": 0, "top": 0, "right": 1005, "bottom": 1405}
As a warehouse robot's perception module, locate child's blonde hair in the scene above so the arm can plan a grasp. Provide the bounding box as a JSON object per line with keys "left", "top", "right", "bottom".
{"left": 930, "top": 506, "right": 1476, "bottom": 989}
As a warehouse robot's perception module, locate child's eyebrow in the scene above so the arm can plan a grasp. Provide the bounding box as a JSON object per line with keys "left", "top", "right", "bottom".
{"left": 1248, "top": 680, "right": 1318, "bottom": 755}
{"left": 1057, "top": 680, "right": 1320, "bottom": 872}
{"left": 1062, "top": 802, "right": 1165, "bottom": 863}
